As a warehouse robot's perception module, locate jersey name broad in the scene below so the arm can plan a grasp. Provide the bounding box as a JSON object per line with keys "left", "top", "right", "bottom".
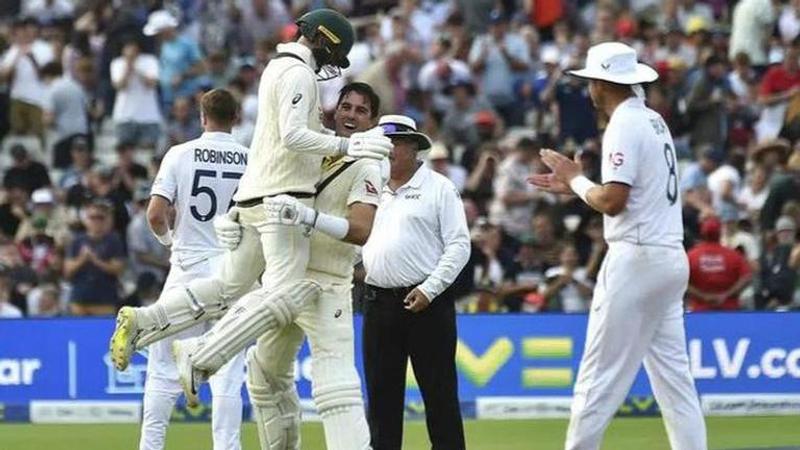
{"left": 601, "top": 97, "right": 683, "bottom": 247}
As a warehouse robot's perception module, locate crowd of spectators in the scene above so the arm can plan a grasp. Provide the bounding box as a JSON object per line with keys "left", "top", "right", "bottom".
{"left": 2, "top": 0, "right": 800, "bottom": 317}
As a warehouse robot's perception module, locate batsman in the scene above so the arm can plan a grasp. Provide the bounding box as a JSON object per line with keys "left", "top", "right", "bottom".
{"left": 110, "top": 8, "right": 391, "bottom": 393}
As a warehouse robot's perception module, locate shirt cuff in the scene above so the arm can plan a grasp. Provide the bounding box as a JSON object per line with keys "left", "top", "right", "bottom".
{"left": 417, "top": 278, "right": 443, "bottom": 302}
{"left": 150, "top": 188, "right": 174, "bottom": 204}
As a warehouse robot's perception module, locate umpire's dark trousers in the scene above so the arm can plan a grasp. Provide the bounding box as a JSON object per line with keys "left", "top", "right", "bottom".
{"left": 363, "top": 284, "right": 465, "bottom": 450}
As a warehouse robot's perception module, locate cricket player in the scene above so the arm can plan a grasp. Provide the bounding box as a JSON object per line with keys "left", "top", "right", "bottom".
{"left": 140, "top": 89, "right": 247, "bottom": 450}
{"left": 173, "top": 82, "right": 382, "bottom": 450}
{"left": 109, "top": 9, "right": 392, "bottom": 371}
{"left": 529, "top": 42, "right": 707, "bottom": 450}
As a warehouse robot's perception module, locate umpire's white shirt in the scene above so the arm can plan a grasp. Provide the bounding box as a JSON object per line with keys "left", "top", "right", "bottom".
{"left": 363, "top": 164, "right": 470, "bottom": 301}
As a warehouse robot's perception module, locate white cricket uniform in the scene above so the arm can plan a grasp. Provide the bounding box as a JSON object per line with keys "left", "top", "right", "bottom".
{"left": 229, "top": 41, "right": 347, "bottom": 293}
{"left": 565, "top": 97, "right": 707, "bottom": 450}
{"left": 144, "top": 132, "right": 247, "bottom": 450}
{"left": 248, "top": 156, "right": 380, "bottom": 450}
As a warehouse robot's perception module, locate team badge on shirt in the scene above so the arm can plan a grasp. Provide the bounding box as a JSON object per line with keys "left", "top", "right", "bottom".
{"left": 609, "top": 152, "right": 624, "bottom": 168}
{"left": 365, "top": 180, "right": 378, "bottom": 196}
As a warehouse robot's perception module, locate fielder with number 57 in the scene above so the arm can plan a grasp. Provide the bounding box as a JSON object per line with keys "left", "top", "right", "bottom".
{"left": 529, "top": 42, "right": 707, "bottom": 450}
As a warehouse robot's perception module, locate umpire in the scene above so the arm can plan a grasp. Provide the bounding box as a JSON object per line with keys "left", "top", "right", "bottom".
{"left": 362, "top": 115, "right": 471, "bottom": 450}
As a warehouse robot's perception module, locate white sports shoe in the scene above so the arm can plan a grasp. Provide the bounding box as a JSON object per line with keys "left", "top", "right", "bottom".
{"left": 172, "top": 338, "right": 206, "bottom": 407}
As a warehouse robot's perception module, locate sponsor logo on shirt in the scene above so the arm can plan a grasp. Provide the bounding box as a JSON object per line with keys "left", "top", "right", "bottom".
{"left": 292, "top": 93, "right": 302, "bottom": 105}
{"left": 405, "top": 194, "right": 421, "bottom": 200}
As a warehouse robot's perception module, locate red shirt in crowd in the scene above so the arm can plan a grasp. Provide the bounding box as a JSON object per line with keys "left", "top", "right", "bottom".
{"left": 759, "top": 66, "right": 800, "bottom": 97}
{"left": 687, "top": 241, "right": 752, "bottom": 311}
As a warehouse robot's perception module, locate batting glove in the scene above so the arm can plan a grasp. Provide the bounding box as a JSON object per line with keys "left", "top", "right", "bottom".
{"left": 213, "top": 210, "right": 242, "bottom": 250}
{"left": 264, "top": 195, "right": 317, "bottom": 227}
{"left": 343, "top": 127, "right": 392, "bottom": 160}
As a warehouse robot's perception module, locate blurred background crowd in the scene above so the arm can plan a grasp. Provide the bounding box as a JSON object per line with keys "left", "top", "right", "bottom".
{"left": 2, "top": 0, "right": 800, "bottom": 317}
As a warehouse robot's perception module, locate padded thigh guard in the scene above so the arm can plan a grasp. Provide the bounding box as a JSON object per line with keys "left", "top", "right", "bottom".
{"left": 135, "top": 277, "right": 233, "bottom": 349}
{"left": 189, "top": 279, "right": 321, "bottom": 374}
{"left": 246, "top": 347, "right": 302, "bottom": 450}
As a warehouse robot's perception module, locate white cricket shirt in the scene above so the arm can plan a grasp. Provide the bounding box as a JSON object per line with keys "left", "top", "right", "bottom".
{"left": 151, "top": 132, "right": 248, "bottom": 267}
{"left": 307, "top": 157, "right": 382, "bottom": 281}
{"left": 235, "top": 42, "right": 346, "bottom": 201}
{"left": 362, "top": 164, "right": 471, "bottom": 301}
{"left": 601, "top": 97, "right": 684, "bottom": 247}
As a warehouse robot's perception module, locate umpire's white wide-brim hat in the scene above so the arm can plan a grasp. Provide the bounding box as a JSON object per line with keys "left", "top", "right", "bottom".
{"left": 567, "top": 42, "right": 658, "bottom": 85}
{"left": 379, "top": 115, "right": 433, "bottom": 150}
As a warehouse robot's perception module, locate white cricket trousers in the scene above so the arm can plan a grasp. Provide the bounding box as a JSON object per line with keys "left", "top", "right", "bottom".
{"left": 140, "top": 254, "right": 246, "bottom": 450}
{"left": 565, "top": 241, "right": 707, "bottom": 450}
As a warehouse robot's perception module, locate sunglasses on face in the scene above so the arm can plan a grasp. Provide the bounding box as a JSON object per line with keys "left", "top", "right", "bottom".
{"left": 380, "top": 123, "right": 415, "bottom": 134}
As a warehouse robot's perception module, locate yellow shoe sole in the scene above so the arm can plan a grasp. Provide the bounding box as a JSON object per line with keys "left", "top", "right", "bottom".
{"left": 109, "top": 307, "right": 136, "bottom": 371}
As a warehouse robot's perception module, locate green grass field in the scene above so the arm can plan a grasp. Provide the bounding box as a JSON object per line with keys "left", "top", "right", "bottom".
{"left": 0, "top": 417, "right": 798, "bottom": 450}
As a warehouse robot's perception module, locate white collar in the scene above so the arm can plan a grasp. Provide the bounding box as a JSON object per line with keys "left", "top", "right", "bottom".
{"left": 201, "top": 131, "right": 236, "bottom": 142}
{"left": 386, "top": 164, "right": 430, "bottom": 194}
{"left": 275, "top": 42, "right": 317, "bottom": 71}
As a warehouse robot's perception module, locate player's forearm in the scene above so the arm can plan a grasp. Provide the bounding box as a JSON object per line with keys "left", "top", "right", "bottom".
{"left": 582, "top": 184, "right": 626, "bottom": 216}
{"left": 565, "top": 172, "right": 629, "bottom": 217}
{"left": 146, "top": 203, "right": 170, "bottom": 237}
{"left": 282, "top": 126, "right": 347, "bottom": 156}
{"left": 147, "top": 214, "right": 169, "bottom": 237}
{"left": 343, "top": 215, "right": 373, "bottom": 245}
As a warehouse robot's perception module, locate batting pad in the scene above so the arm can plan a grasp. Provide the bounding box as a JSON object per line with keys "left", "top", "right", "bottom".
{"left": 314, "top": 381, "right": 371, "bottom": 450}
{"left": 134, "top": 277, "right": 230, "bottom": 350}
{"left": 190, "top": 280, "right": 322, "bottom": 374}
{"left": 246, "top": 347, "right": 302, "bottom": 450}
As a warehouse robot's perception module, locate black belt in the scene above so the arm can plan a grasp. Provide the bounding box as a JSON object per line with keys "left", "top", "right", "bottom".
{"left": 236, "top": 191, "right": 315, "bottom": 208}
{"left": 367, "top": 284, "right": 416, "bottom": 299}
